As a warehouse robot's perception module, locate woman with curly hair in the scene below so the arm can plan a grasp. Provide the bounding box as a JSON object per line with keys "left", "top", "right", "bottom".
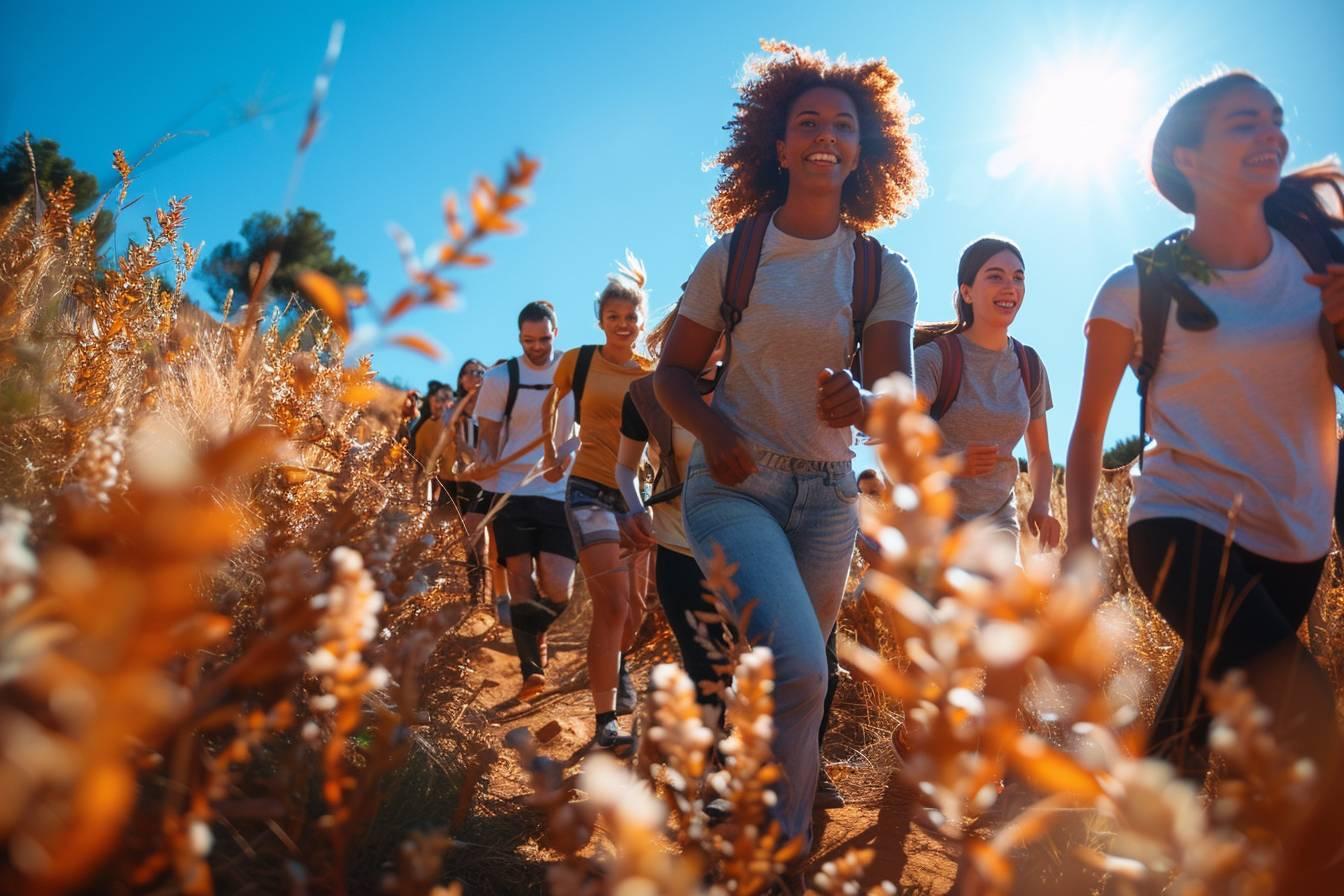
{"left": 653, "top": 41, "right": 924, "bottom": 848}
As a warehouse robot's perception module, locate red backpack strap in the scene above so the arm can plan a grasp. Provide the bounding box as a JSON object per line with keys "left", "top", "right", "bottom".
{"left": 928, "top": 333, "right": 963, "bottom": 421}
{"left": 850, "top": 232, "right": 883, "bottom": 382}
{"left": 722, "top": 211, "right": 772, "bottom": 332}
{"left": 1011, "top": 338, "right": 1042, "bottom": 402}
{"left": 711, "top": 210, "right": 772, "bottom": 393}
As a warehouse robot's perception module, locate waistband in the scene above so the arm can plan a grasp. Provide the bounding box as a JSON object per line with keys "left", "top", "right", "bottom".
{"left": 753, "top": 448, "right": 853, "bottom": 475}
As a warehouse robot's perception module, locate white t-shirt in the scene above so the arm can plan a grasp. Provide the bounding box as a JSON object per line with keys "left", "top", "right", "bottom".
{"left": 678, "top": 219, "right": 919, "bottom": 461}
{"left": 474, "top": 354, "right": 575, "bottom": 500}
{"left": 1086, "top": 228, "right": 1340, "bottom": 562}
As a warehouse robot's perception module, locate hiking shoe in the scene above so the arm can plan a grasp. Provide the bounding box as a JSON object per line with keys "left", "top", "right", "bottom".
{"left": 814, "top": 767, "right": 845, "bottom": 810}
{"left": 615, "top": 657, "right": 637, "bottom": 716}
{"left": 594, "top": 718, "right": 635, "bottom": 757}
{"left": 518, "top": 673, "right": 546, "bottom": 702}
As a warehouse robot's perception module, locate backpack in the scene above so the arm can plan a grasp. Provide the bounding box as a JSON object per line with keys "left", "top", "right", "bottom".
{"left": 499, "top": 347, "right": 596, "bottom": 442}
{"left": 1133, "top": 219, "right": 1344, "bottom": 470}
{"left": 926, "top": 333, "right": 1043, "bottom": 421}
{"left": 715, "top": 209, "right": 884, "bottom": 389}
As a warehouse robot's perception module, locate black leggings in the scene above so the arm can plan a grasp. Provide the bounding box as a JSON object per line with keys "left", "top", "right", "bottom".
{"left": 1127, "top": 517, "right": 1330, "bottom": 778}
{"left": 656, "top": 545, "right": 840, "bottom": 745}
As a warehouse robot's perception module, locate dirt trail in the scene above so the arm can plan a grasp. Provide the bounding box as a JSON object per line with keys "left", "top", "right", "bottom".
{"left": 423, "top": 587, "right": 964, "bottom": 894}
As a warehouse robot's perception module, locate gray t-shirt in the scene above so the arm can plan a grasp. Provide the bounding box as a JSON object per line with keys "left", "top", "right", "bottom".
{"left": 1087, "top": 227, "right": 1340, "bottom": 562}
{"left": 914, "top": 334, "right": 1052, "bottom": 524}
{"left": 678, "top": 219, "right": 918, "bottom": 461}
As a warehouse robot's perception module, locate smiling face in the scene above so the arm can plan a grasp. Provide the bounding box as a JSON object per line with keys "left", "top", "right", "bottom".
{"left": 962, "top": 250, "right": 1026, "bottom": 330}
{"left": 1174, "top": 83, "right": 1288, "bottom": 209}
{"left": 428, "top": 387, "right": 451, "bottom": 416}
{"left": 598, "top": 298, "right": 642, "bottom": 351}
{"left": 776, "top": 86, "right": 861, "bottom": 195}
{"left": 519, "top": 319, "right": 557, "bottom": 367}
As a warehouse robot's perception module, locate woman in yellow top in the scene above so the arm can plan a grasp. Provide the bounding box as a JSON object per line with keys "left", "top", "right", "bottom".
{"left": 543, "top": 253, "right": 654, "bottom": 755}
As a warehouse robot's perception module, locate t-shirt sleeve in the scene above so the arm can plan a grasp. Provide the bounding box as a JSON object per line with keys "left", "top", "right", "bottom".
{"left": 912, "top": 342, "right": 941, "bottom": 405}
{"left": 864, "top": 248, "right": 919, "bottom": 329}
{"left": 475, "top": 365, "right": 507, "bottom": 423}
{"left": 552, "top": 348, "right": 577, "bottom": 397}
{"left": 675, "top": 236, "right": 731, "bottom": 332}
{"left": 620, "top": 392, "right": 649, "bottom": 442}
{"left": 1086, "top": 265, "right": 1141, "bottom": 335}
{"left": 1030, "top": 359, "right": 1054, "bottom": 420}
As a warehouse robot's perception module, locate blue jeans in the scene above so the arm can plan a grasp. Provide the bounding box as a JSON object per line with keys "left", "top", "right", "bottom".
{"left": 682, "top": 445, "right": 858, "bottom": 844}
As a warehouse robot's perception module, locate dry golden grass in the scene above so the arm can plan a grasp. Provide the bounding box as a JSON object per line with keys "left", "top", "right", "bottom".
{"left": 4, "top": 133, "right": 1344, "bottom": 896}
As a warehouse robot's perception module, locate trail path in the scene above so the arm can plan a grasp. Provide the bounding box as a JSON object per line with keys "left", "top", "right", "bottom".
{"left": 423, "top": 584, "right": 968, "bottom": 894}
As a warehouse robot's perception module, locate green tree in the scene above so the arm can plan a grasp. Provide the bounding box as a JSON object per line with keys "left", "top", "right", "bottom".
{"left": 0, "top": 135, "right": 113, "bottom": 244}
{"left": 198, "top": 208, "right": 367, "bottom": 314}
{"left": 1103, "top": 434, "right": 1143, "bottom": 469}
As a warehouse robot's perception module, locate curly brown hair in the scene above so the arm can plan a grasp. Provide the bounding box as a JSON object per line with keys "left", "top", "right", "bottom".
{"left": 707, "top": 39, "right": 927, "bottom": 234}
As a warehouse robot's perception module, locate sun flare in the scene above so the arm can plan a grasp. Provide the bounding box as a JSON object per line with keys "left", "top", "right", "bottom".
{"left": 989, "top": 56, "right": 1146, "bottom": 185}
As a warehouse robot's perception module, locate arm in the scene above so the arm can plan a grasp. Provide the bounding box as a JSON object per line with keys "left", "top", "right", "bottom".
{"left": 476, "top": 418, "right": 501, "bottom": 469}
{"left": 1064, "top": 319, "right": 1135, "bottom": 555}
{"left": 1023, "top": 416, "right": 1061, "bottom": 549}
{"left": 540, "top": 385, "right": 569, "bottom": 482}
{"left": 615, "top": 436, "right": 657, "bottom": 549}
{"left": 653, "top": 315, "right": 757, "bottom": 485}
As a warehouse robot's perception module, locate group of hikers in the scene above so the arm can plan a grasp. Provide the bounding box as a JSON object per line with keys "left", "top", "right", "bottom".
{"left": 400, "top": 42, "right": 1344, "bottom": 879}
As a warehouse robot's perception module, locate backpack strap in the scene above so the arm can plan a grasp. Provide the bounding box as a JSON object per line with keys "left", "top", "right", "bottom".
{"left": 1010, "top": 338, "right": 1043, "bottom": 403}
{"left": 928, "top": 333, "right": 963, "bottom": 421}
{"left": 571, "top": 344, "right": 598, "bottom": 427}
{"left": 503, "top": 357, "right": 521, "bottom": 421}
{"left": 1132, "top": 231, "right": 1220, "bottom": 470}
{"left": 850, "top": 232, "right": 883, "bottom": 383}
{"left": 711, "top": 211, "right": 773, "bottom": 393}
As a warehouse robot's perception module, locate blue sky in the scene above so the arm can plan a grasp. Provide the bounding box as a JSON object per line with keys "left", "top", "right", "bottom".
{"left": 6, "top": 0, "right": 1344, "bottom": 464}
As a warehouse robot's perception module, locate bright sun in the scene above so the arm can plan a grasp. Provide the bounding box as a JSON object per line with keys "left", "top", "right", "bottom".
{"left": 988, "top": 57, "right": 1145, "bottom": 185}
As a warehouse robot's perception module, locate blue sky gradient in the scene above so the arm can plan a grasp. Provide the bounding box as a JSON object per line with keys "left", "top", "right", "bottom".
{"left": 6, "top": 0, "right": 1343, "bottom": 462}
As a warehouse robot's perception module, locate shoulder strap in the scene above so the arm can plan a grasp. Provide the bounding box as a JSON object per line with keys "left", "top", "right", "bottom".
{"left": 710, "top": 211, "right": 773, "bottom": 394}
{"left": 1010, "top": 338, "right": 1043, "bottom": 400}
{"left": 503, "top": 357, "right": 521, "bottom": 421}
{"left": 929, "top": 333, "right": 963, "bottom": 421}
{"left": 850, "top": 232, "right": 883, "bottom": 383}
{"left": 572, "top": 344, "right": 598, "bottom": 427}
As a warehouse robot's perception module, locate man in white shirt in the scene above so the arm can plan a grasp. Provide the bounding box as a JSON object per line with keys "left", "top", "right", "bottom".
{"left": 474, "top": 301, "right": 577, "bottom": 699}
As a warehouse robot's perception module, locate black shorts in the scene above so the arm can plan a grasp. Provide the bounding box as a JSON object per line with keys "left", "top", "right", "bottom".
{"left": 490, "top": 494, "right": 578, "bottom": 562}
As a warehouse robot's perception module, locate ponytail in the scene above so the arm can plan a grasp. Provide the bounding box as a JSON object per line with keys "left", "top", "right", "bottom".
{"left": 1264, "top": 160, "right": 1344, "bottom": 234}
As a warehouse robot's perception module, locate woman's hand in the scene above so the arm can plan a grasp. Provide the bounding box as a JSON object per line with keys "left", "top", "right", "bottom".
{"left": 961, "top": 443, "right": 1000, "bottom": 477}
{"left": 701, "top": 416, "right": 757, "bottom": 486}
{"left": 816, "top": 368, "right": 866, "bottom": 429}
{"left": 1026, "top": 502, "right": 1062, "bottom": 550}
{"left": 619, "top": 509, "right": 657, "bottom": 551}
{"left": 541, "top": 448, "right": 569, "bottom": 483}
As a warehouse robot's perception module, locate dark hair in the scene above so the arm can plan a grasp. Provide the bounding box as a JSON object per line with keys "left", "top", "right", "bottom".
{"left": 1151, "top": 71, "right": 1344, "bottom": 227}
{"left": 857, "top": 468, "right": 879, "bottom": 482}
{"left": 913, "top": 237, "right": 1024, "bottom": 347}
{"left": 417, "top": 380, "right": 446, "bottom": 420}
{"left": 708, "top": 39, "right": 926, "bottom": 234}
{"left": 518, "top": 300, "right": 558, "bottom": 330}
{"left": 454, "top": 358, "right": 485, "bottom": 400}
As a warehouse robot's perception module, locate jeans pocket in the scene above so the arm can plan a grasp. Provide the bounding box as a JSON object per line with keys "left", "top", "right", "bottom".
{"left": 834, "top": 472, "right": 860, "bottom": 505}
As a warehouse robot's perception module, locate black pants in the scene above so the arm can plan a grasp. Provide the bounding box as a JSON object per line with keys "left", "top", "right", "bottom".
{"left": 656, "top": 545, "right": 840, "bottom": 745}
{"left": 1128, "top": 517, "right": 1329, "bottom": 778}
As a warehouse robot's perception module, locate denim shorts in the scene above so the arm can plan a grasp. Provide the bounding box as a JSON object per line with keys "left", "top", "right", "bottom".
{"left": 564, "top": 475, "right": 629, "bottom": 551}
